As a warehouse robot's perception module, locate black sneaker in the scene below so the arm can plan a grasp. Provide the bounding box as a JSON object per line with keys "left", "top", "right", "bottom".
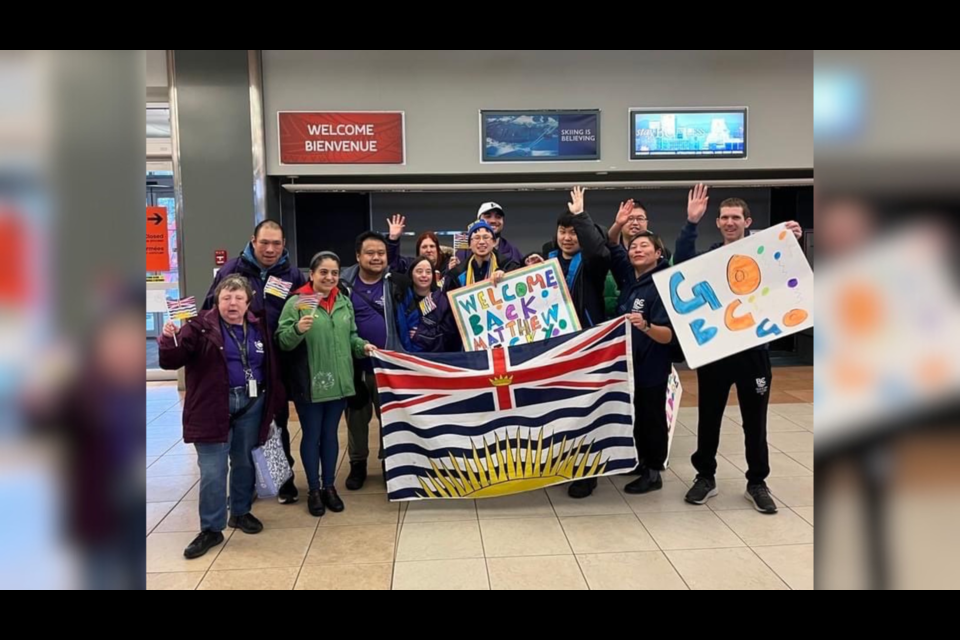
{"left": 567, "top": 477, "right": 598, "bottom": 499}
{"left": 308, "top": 489, "right": 326, "bottom": 517}
{"left": 624, "top": 469, "right": 663, "bottom": 495}
{"left": 322, "top": 486, "right": 345, "bottom": 513}
{"left": 345, "top": 461, "right": 367, "bottom": 491}
{"left": 745, "top": 483, "right": 779, "bottom": 514}
{"left": 277, "top": 477, "right": 299, "bottom": 504}
{"left": 684, "top": 475, "right": 718, "bottom": 505}
{"left": 183, "top": 530, "right": 224, "bottom": 559}
{"left": 227, "top": 512, "right": 263, "bottom": 534}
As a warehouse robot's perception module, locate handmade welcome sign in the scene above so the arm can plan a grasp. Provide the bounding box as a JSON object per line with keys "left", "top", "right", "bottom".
{"left": 653, "top": 224, "right": 814, "bottom": 369}
{"left": 449, "top": 259, "right": 581, "bottom": 352}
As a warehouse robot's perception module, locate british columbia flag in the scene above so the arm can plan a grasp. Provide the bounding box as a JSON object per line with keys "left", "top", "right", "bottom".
{"left": 373, "top": 317, "right": 637, "bottom": 501}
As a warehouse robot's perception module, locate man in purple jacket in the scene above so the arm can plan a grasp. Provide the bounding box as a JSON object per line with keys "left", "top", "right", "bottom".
{"left": 203, "top": 220, "right": 307, "bottom": 505}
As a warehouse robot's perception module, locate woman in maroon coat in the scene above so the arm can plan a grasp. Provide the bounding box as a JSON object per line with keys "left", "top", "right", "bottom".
{"left": 159, "top": 275, "right": 283, "bottom": 560}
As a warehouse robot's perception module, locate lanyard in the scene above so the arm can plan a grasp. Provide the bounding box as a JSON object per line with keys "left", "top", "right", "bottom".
{"left": 222, "top": 319, "right": 252, "bottom": 380}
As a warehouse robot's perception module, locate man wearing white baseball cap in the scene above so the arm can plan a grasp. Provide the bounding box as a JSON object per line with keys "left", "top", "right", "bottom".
{"left": 454, "top": 201, "right": 525, "bottom": 266}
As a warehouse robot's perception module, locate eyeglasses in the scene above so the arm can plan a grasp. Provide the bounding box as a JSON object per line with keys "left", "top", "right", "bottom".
{"left": 627, "top": 216, "right": 648, "bottom": 223}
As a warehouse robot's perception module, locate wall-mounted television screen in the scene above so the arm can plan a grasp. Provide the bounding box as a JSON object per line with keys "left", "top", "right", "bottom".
{"left": 481, "top": 110, "right": 600, "bottom": 162}
{"left": 629, "top": 108, "right": 746, "bottom": 159}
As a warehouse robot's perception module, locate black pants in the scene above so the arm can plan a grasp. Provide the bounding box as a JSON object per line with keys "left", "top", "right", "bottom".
{"left": 635, "top": 383, "right": 669, "bottom": 472}
{"left": 692, "top": 349, "right": 771, "bottom": 485}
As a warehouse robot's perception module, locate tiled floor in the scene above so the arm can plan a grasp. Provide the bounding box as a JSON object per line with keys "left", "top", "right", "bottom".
{"left": 147, "top": 368, "right": 814, "bottom": 590}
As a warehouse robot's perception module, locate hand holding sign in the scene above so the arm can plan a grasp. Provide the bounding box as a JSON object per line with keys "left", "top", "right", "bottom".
{"left": 785, "top": 220, "right": 802, "bottom": 239}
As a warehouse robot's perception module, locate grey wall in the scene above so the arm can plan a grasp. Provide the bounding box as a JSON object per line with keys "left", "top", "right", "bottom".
{"left": 263, "top": 50, "right": 812, "bottom": 177}
{"left": 146, "top": 49, "right": 167, "bottom": 100}
{"left": 172, "top": 50, "right": 257, "bottom": 300}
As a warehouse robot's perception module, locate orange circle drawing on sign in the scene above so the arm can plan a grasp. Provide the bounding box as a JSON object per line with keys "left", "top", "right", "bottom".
{"left": 727, "top": 255, "right": 761, "bottom": 295}
{"left": 783, "top": 309, "right": 809, "bottom": 327}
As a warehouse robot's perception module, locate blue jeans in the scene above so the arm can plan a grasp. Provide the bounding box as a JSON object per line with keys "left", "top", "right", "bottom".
{"left": 195, "top": 391, "right": 263, "bottom": 533}
{"left": 295, "top": 399, "right": 346, "bottom": 491}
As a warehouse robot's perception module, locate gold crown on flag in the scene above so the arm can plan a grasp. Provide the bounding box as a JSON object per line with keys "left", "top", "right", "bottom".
{"left": 489, "top": 375, "right": 513, "bottom": 387}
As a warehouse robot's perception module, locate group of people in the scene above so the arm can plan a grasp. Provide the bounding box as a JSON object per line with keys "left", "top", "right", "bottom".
{"left": 159, "top": 183, "right": 803, "bottom": 560}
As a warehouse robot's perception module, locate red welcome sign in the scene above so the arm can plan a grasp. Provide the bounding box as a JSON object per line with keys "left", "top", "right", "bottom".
{"left": 279, "top": 112, "right": 405, "bottom": 165}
